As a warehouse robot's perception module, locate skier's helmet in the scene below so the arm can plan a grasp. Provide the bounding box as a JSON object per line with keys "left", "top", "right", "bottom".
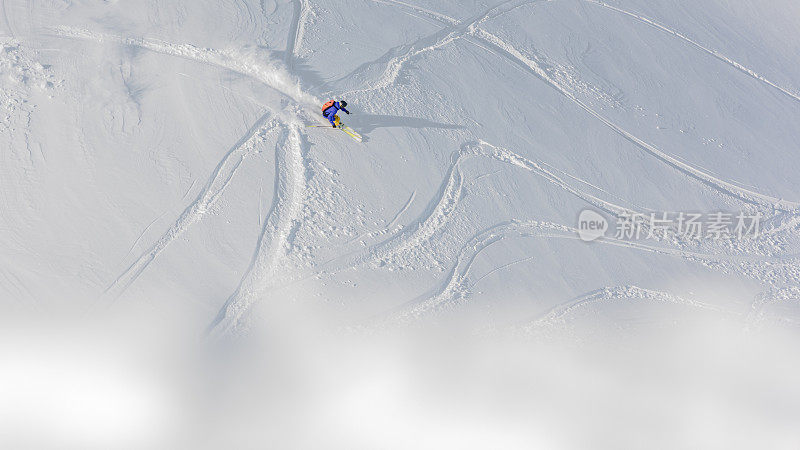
{"left": 339, "top": 100, "right": 347, "bottom": 108}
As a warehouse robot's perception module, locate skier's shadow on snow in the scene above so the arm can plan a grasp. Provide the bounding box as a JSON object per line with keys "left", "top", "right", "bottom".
{"left": 347, "top": 114, "right": 465, "bottom": 137}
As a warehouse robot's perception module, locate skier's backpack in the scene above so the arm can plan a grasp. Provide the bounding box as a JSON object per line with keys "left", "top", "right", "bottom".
{"left": 321, "top": 100, "right": 336, "bottom": 114}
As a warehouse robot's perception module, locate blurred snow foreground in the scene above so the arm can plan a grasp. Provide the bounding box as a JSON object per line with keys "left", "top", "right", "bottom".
{"left": 2, "top": 0, "right": 800, "bottom": 448}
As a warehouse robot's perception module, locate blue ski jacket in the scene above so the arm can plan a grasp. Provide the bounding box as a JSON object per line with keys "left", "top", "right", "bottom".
{"left": 322, "top": 101, "right": 350, "bottom": 126}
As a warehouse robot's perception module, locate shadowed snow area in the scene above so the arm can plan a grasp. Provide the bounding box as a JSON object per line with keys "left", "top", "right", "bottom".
{"left": 2, "top": 0, "right": 800, "bottom": 448}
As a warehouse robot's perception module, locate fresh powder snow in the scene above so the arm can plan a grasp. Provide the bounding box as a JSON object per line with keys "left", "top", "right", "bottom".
{"left": 2, "top": 1, "right": 800, "bottom": 448}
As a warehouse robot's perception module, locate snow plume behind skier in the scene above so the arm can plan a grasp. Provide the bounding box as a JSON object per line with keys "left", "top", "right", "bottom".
{"left": 322, "top": 100, "right": 350, "bottom": 128}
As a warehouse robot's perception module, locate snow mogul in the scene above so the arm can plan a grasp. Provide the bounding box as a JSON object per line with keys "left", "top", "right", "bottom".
{"left": 321, "top": 100, "right": 350, "bottom": 128}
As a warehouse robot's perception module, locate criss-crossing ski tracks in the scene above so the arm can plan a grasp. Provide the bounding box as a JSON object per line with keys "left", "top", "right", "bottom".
{"left": 49, "top": 0, "right": 800, "bottom": 335}
{"left": 53, "top": 25, "right": 318, "bottom": 326}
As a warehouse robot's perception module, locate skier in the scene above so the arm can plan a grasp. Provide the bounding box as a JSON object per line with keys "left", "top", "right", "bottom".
{"left": 321, "top": 100, "right": 350, "bottom": 128}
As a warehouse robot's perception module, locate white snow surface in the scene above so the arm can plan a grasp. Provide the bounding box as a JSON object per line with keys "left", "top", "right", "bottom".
{"left": 2, "top": 0, "right": 800, "bottom": 448}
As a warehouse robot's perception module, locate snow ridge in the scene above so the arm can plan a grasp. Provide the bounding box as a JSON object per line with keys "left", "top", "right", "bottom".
{"left": 208, "top": 122, "right": 308, "bottom": 337}
{"left": 529, "top": 285, "right": 722, "bottom": 331}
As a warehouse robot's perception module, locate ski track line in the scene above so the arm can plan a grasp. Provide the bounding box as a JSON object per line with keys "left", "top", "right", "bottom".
{"left": 472, "top": 255, "right": 536, "bottom": 286}
{"left": 386, "top": 190, "right": 417, "bottom": 230}
{"left": 120, "top": 209, "right": 170, "bottom": 263}
{"left": 182, "top": 177, "right": 199, "bottom": 200}
{"left": 476, "top": 139, "right": 633, "bottom": 217}
{"left": 525, "top": 285, "right": 727, "bottom": 332}
{"left": 469, "top": 27, "right": 800, "bottom": 213}
{"left": 104, "top": 114, "right": 278, "bottom": 300}
{"left": 207, "top": 123, "right": 308, "bottom": 337}
{"left": 584, "top": 0, "right": 800, "bottom": 105}
{"left": 368, "top": 0, "right": 459, "bottom": 26}
{"left": 51, "top": 26, "right": 319, "bottom": 107}
{"left": 338, "top": 0, "right": 533, "bottom": 95}
{"left": 536, "top": 157, "right": 651, "bottom": 211}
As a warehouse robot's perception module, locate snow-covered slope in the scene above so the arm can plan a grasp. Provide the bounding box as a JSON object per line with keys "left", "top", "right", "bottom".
{"left": 2, "top": 0, "right": 800, "bottom": 448}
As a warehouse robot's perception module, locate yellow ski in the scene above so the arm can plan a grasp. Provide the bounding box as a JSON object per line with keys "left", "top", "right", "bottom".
{"left": 308, "top": 115, "right": 362, "bottom": 142}
{"left": 338, "top": 123, "right": 362, "bottom": 142}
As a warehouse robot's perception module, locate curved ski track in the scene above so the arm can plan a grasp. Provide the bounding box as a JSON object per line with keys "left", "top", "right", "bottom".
{"left": 745, "top": 287, "right": 800, "bottom": 330}
{"left": 523, "top": 285, "right": 727, "bottom": 335}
